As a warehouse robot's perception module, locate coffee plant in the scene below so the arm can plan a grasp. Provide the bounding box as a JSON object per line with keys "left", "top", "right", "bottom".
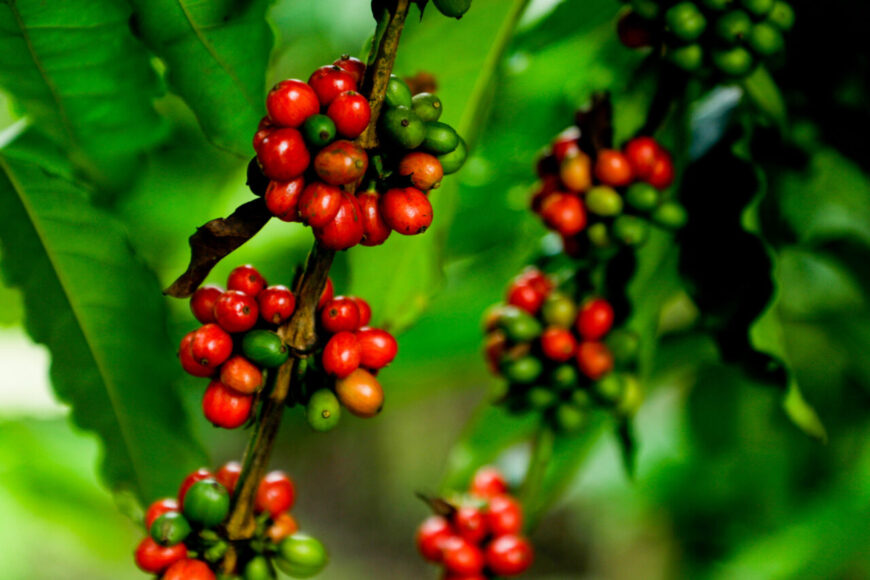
{"left": 1, "top": 0, "right": 869, "bottom": 578}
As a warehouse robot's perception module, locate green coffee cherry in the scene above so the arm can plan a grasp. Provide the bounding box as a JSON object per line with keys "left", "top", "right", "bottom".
{"left": 595, "top": 373, "right": 624, "bottom": 404}
{"left": 668, "top": 44, "right": 704, "bottom": 72}
{"left": 183, "top": 479, "right": 230, "bottom": 528}
{"left": 411, "top": 92, "right": 443, "bottom": 122}
{"left": 585, "top": 186, "right": 624, "bottom": 216}
{"left": 497, "top": 306, "right": 542, "bottom": 342}
{"left": 606, "top": 329, "right": 641, "bottom": 366}
{"left": 587, "top": 222, "right": 612, "bottom": 248}
{"left": 242, "top": 330, "right": 289, "bottom": 368}
{"left": 666, "top": 2, "right": 707, "bottom": 42}
{"left": 306, "top": 389, "right": 341, "bottom": 432}
{"left": 301, "top": 114, "right": 336, "bottom": 148}
{"left": 502, "top": 356, "right": 543, "bottom": 385}
{"left": 554, "top": 403, "right": 587, "bottom": 433}
{"left": 617, "top": 375, "right": 643, "bottom": 416}
{"left": 571, "top": 388, "right": 592, "bottom": 408}
{"left": 630, "top": 0, "right": 660, "bottom": 20}
{"left": 423, "top": 122, "right": 460, "bottom": 154}
{"left": 380, "top": 106, "right": 426, "bottom": 149}
{"left": 150, "top": 512, "right": 191, "bottom": 547}
{"left": 612, "top": 215, "right": 650, "bottom": 246}
{"left": 652, "top": 201, "right": 688, "bottom": 229}
{"left": 527, "top": 386, "right": 558, "bottom": 410}
{"left": 740, "top": 0, "right": 774, "bottom": 18}
{"left": 437, "top": 137, "right": 468, "bottom": 174}
{"left": 712, "top": 45, "right": 755, "bottom": 76}
{"left": 205, "top": 541, "right": 229, "bottom": 563}
{"left": 276, "top": 533, "right": 329, "bottom": 578}
{"left": 715, "top": 10, "right": 753, "bottom": 43}
{"left": 748, "top": 22, "right": 784, "bottom": 56}
{"left": 767, "top": 1, "right": 795, "bottom": 30}
{"left": 625, "top": 183, "right": 660, "bottom": 212}
{"left": 433, "top": 0, "right": 472, "bottom": 19}
{"left": 550, "top": 364, "right": 579, "bottom": 390}
{"left": 244, "top": 555, "right": 276, "bottom": 580}
{"left": 541, "top": 292, "right": 577, "bottom": 328}
{"left": 384, "top": 75, "right": 412, "bottom": 108}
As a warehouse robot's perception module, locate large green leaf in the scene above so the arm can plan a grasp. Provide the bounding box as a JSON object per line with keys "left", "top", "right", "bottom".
{"left": 0, "top": 130, "right": 206, "bottom": 500}
{"left": 128, "top": 0, "right": 273, "bottom": 156}
{"left": 0, "top": 0, "right": 168, "bottom": 188}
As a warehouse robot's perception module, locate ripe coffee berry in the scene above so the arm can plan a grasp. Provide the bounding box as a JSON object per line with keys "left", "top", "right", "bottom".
{"left": 252, "top": 117, "right": 274, "bottom": 151}
{"left": 576, "top": 341, "right": 614, "bottom": 380}
{"left": 624, "top": 136, "right": 661, "bottom": 179}
{"left": 417, "top": 515, "right": 452, "bottom": 562}
{"left": 356, "top": 327, "right": 398, "bottom": 370}
{"left": 256, "top": 128, "right": 311, "bottom": 181}
{"left": 215, "top": 461, "right": 242, "bottom": 494}
{"left": 540, "top": 193, "right": 587, "bottom": 235}
{"left": 486, "top": 494, "right": 523, "bottom": 536}
{"left": 268, "top": 512, "right": 300, "bottom": 544}
{"left": 471, "top": 466, "right": 508, "bottom": 498}
{"left": 179, "top": 331, "right": 216, "bottom": 377}
{"left": 540, "top": 327, "right": 578, "bottom": 362}
{"left": 576, "top": 298, "right": 614, "bottom": 340}
{"left": 333, "top": 54, "right": 365, "bottom": 83}
{"left": 299, "top": 182, "right": 342, "bottom": 227}
{"left": 399, "top": 152, "right": 444, "bottom": 191}
{"left": 352, "top": 297, "right": 372, "bottom": 326}
{"left": 454, "top": 506, "right": 488, "bottom": 544}
{"left": 308, "top": 65, "right": 357, "bottom": 106}
{"left": 214, "top": 290, "right": 259, "bottom": 333}
{"left": 265, "top": 178, "right": 305, "bottom": 222}
{"left": 135, "top": 537, "right": 187, "bottom": 573}
{"left": 189, "top": 284, "right": 223, "bottom": 324}
{"left": 266, "top": 79, "right": 320, "bottom": 128}
{"left": 441, "top": 536, "right": 485, "bottom": 576}
{"left": 485, "top": 534, "right": 534, "bottom": 576}
{"left": 256, "top": 471, "right": 296, "bottom": 517}
{"left": 357, "top": 190, "right": 392, "bottom": 246}
{"left": 506, "top": 281, "right": 546, "bottom": 315}
{"left": 380, "top": 187, "right": 433, "bottom": 235}
{"left": 327, "top": 91, "right": 371, "bottom": 138}
{"left": 313, "top": 140, "right": 368, "bottom": 186}
{"left": 191, "top": 323, "right": 233, "bottom": 367}
{"left": 202, "top": 380, "right": 253, "bottom": 428}
{"left": 320, "top": 296, "right": 361, "bottom": 333}
{"left": 335, "top": 368, "right": 384, "bottom": 417}
{"left": 319, "top": 277, "right": 334, "bottom": 309}
{"left": 163, "top": 559, "right": 215, "bottom": 580}
{"left": 647, "top": 150, "right": 675, "bottom": 189}
{"left": 219, "top": 355, "right": 263, "bottom": 395}
{"left": 314, "top": 192, "right": 365, "bottom": 250}
{"left": 258, "top": 285, "right": 296, "bottom": 324}
{"left": 594, "top": 149, "right": 634, "bottom": 187}
{"left": 322, "top": 331, "right": 361, "bottom": 378}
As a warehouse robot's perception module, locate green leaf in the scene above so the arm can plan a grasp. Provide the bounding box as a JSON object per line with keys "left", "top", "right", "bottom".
{"left": 128, "top": 0, "right": 273, "bottom": 157}
{"left": 741, "top": 65, "right": 787, "bottom": 130}
{"left": 0, "top": 130, "right": 206, "bottom": 500}
{"left": 0, "top": 0, "right": 169, "bottom": 188}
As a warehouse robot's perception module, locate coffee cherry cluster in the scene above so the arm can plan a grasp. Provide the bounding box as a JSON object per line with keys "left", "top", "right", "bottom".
{"left": 532, "top": 131, "right": 685, "bottom": 257}
{"left": 416, "top": 466, "right": 534, "bottom": 578}
{"left": 617, "top": 0, "right": 795, "bottom": 78}
{"left": 247, "top": 55, "right": 468, "bottom": 250}
{"left": 181, "top": 265, "right": 295, "bottom": 429}
{"left": 135, "top": 462, "right": 327, "bottom": 578}
{"left": 298, "top": 278, "right": 398, "bottom": 431}
{"left": 483, "top": 268, "right": 643, "bottom": 432}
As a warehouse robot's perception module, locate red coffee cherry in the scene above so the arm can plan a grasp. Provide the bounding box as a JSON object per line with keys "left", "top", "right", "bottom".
{"left": 319, "top": 277, "right": 334, "bottom": 309}
{"left": 215, "top": 461, "right": 242, "bottom": 494}
{"left": 441, "top": 536, "right": 485, "bottom": 576}
{"left": 576, "top": 297, "right": 614, "bottom": 341}
{"left": 267, "top": 512, "right": 300, "bottom": 544}
{"left": 485, "top": 534, "right": 534, "bottom": 576}
{"left": 560, "top": 153, "right": 593, "bottom": 192}
{"left": 219, "top": 355, "right": 263, "bottom": 395}
{"left": 351, "top": 297, "right": 372, "bottom": 326}
{"left": 398, "top": 152, "right": 444, "bottom": 191}
{"left": 335, "top": 368, "right": 383, "bottom": 417}
{"left": 202, "top": 380, "right": 254, "bottom": 429}
{"left": 314, "top": 192, "right": 365, "bottom": 250}
{"left": 190, "top": 284, "right": 223, "bottom": 324}
{"left": 256, "top": 128, "right": 310, "bottom": 181}
{"left": 252, "top": 117, "right": 274, "bottom": 152}
{"left": 540, "top": 193, "right": 587, "bottom": 235}
{"left": 540, "top": 327, "right": 578, "bottom": 362}
{"left": 380, "top": 187, "right": 433, "bottom": 235}
{"left": 647, "top": 149, "right": 675, "bottom": 190}
{"left": 322, "top": 331, "right": 361, "bottom": 378}
{"left": 515, "top": 267, "right": 553, "bottom": 297}
{"left": 485, "top": 494, "right": 523, "bottom": 536}
{"left": 357, "top": 190, "right": 392, "bottom": 246}
{"left": 453, "top": 506, "right": 488, "bottom": 544}
{"left": 356, "top": 327, "right": 398, "bottom": 370}
{"left": 145, "top": 498, "right": 179, "bottom": 529}
{"left": 327, "top": 91, "right": 371, "bottom": 138}
{"left": 320, "top": 296, "right": 361, "bottom": 333}
{"left": 417, "top": 515, "right": 452, "bottom": 562}
{"left": 227, "top": 265, "right": 267, "bottom": 297}
{"left": 265, "top": 178, "right": 305, "bottom": 222}
{"left": 594, "top": 149, "right": 634, "bottom": 187}
{"left": 506, "top": 281, "right": 546, "bottom": 315}
{"left": 576, "top": 341, "right": 614, "bottom": 380}
{"left": 298, "top": 182, "right": 343, "bottom": 227}
{"left": 214, "top": 290, "right": 259, "bottom": 333}
{"left": 135, "top": 537, "right": 187, "bottom": 573}
{"left": 163, "top": 559, "right": 215, "bottom": 580}
{"left": 258, "top": 285, "right": 296, "bottom": 325}
{"left": 267, "top": 79, "right": 320, "bottom": 128}
{"left": 470, "top": 466, "right": 508, "bottom": 498}
{"left": 333, "top": 55, "right": 365, "bottom": 83}
{"left": 191, "top": 323, "right": 233, "bottom": 367}
{"left": 623, "top": 136, "right": 661, "bottom": 180}
{"left": 313, "top": 140, "right": 368, "bottom": 186}
{"left": 179, "top": 331, "right": 215, "bottom": 378}
{"left": 551, "top": 126, "right": 581, "bottom": 162}
{"left": 444, "top": 576, "right": 487, "bottom": 580}
{"left": 308, "top": 65, "right": 357, "bottom": 106}
{"left": 178, "top": 468, "right": 213, "bottom": 505}
{"left": 255, "top": 471, "right": 296, "bottom": 517}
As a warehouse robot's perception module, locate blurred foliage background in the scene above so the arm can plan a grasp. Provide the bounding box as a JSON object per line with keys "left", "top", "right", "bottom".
{"left": 1, "top": 0, "right": 869, "bottom": 578}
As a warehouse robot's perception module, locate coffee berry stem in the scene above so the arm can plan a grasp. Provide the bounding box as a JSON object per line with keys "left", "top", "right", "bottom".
{"left": 518, "top": 422, "right": 556, "bottom": 530}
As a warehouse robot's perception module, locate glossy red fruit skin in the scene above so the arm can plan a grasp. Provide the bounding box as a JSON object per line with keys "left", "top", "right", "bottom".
{"left": 319, "top": 277, "right": 334, "bottom": 309}
{"left": 441, "top": 536, "right": 485, "bottom": 576}
{"left": 135, "top": 537, "right": 187, "bottom": 573}
{"left": 190, "top": 285, "right": 223, "bottom": 324}
{"left": 417, "top": 515, "right": 453, "bottom": 562}
{"left": 322, "top": 331, "right": 361, "bottom": 378}
{"left": 220, "top": 355, "right": 263, "bottom": 395}
{"left": 398, "top": 152, "right": 443, "bottom": 191}
{"left": 453, "top": 506, "right": 488, "bottom": 544}
{"left": 145, "top": 498, "right": 179, "bottom": 529}
{"left": 308, "top": 65, "right": 358, "bottom": 106}
{"left": 256, "top": 128, "right": 310, "bottom": 181}
{"left": 214, "top": 290, "right": 259, "bottom": 333}
{"left": 253, "top": 117, "right": 274, "bottom": 152}
{"left": 356, "top": 327, "right": 398, "bottom": 369}
{"left": 313, "top": 140, "right": 368, "bottom": 186}
{"left": 255, "top": 471, "right": 296, "bottom": 516}
{"left": 163, "top": 558, "right": 216, "bottom": 580}
{"left": 576, "top": 298, "right": 614, "bottom": 341}
{"left": 320, "top": 296, "right": 361, "bottom": 333}
{"left": 506, "top": 281, "right": 545, "bottom": 315}
{"left": 470, "top": 466, "right": 508, "bottom": 498}
{"left": 327, "top": 91, "right": 371, "bottom": 138}
{"left": 357, "top": 191, "right": 392, "bottom": 246}
{"left": 540, "top": 193, "right": 587, "bottom": 236}
{"left": 485, "top": 494, "right": 523, "bottom": 537}
{"left": 380, "top": 187, "right": 433, "bottom": 235}
{"left": 551, "top": 127, "right": 581, "bottom": 162}
{"left": 179, "top": 332, "right": 215, "bottom": 377}
{"left": 314, "top": 192, "right": 365, "bottom": 250}
{"left": 515, "top": 268, "right": 553, "bottom": 297}
{"left": 485, "top": 534, "right": 534, "bottom": 576}
{"left": 576, "top": 341, "right": 614, "bottom": 380}
{"left": 202, "top": 380, "right": 254, "bottom": 429}
{"left": 267, "top": 79, "right": 320, "bottom": 128}
{"left": 191, "top": 323, "right": 234, "bottom": 367}
{"left": 647, "top": 150, "right": 675, "bottom": 190}
{"left": 265, "top": 178, "right": 305, "bottom": 222}
{"left": 352, "top": 297, "right": 372, "bottom": 326}
{"left": 594, "top": 149, "right": 634, "bottom": 187}
{"left": 178, "top": 468, "right": 213, "bottom": 505}
{"left": 259, "top": 285, "right": 296, "bottom": 325}
{"left": 216, "top": 461, "right": 242, "bottom": 494}
{"left": 540, "top": 327, "right": 578, "bottom": 362}
{"left": 623, "top": 136, "right": 661, "bottom": 180}
{"left": 298, "top": 182, "right": 343, "bottom": 227}
{"left": 333, "top": 55, "right": 365, "bottom": 84}
{"left": 530, "top": 175, "right": 560, "bottom": 213}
